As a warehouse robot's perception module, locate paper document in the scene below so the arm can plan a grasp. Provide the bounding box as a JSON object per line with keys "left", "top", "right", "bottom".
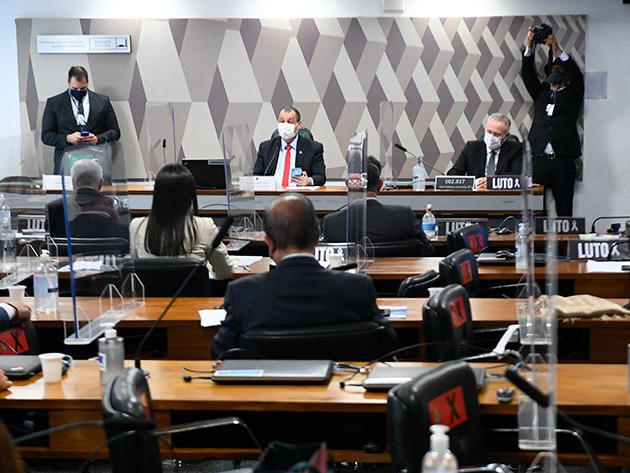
{"left": 230, "top": 255, "right": 263, "bottom": 267}
{"left": 378, "top": 305, "right": 408, "bottom": 319}
{"left": 58, "top": 261, "right": 103, "bottom": 272}
{"left": 199, "top": 309, "right": 227, "bottom": 327}
{"left": 283, "top": 186, "right": 321, "bottom": 191}
{"left": 585, "top": 260, "right": 630, "bottom": 273}
{"left": 579, "top": 233, "right": 621, "bottom": 240}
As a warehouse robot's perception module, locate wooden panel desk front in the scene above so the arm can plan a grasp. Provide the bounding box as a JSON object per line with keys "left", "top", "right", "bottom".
{"left": 26, "top": 297, "right": 630, "bottom": 363}
{"left": 3, "top": 360, "right": 630, "bottom": 466}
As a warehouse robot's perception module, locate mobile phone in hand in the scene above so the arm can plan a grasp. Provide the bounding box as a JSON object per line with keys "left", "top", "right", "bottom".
{"left": 80, "top": 131, "right": 90, "bottom": 137}
{"left": 291, "top": 167, "right": 303, "bottom": 179}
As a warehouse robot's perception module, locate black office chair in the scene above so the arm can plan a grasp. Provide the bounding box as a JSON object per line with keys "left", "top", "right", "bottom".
{"left": 0, "top": 324, "right": 40, "bottom": 356}
{"left": 270, "top": 126, "right": 314, "bottom": 141}
{"left": 49, "top": 237, "right": 130, "bottom": 257}
{"left": 387, "top": 361, "right": 488, "bottom": 472}
{"left": 447, "top": 224, "right": 489, "bottom": 255}
{"left": 69, "top": 211, "right": 121, "bottom": 238}
{"left": 102, "top": 367, "right": 257, "bottom": 473}
{"left": 119, "top": 258, "right": 224, "bottom": 297}
{"left": 372, "top": 239, "right": 430, "bottom": 257}
{"left": 238, "top": 320, "right": 398, "bottom": 361}
{"left": 396, "top": 270, "right": 440, "bottom": 297}
{"left": 422, "top": 284, "right": 475, "bottom": 362}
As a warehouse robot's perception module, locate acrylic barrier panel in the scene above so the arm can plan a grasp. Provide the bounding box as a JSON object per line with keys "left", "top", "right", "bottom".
{"left": 379, "top": 102, "right": 395, "bottom": 185}
{"left": 54, "top": 144, "right": 134, "bottom": 345}
{"left": 145, "top": 102, "right": 177, "bottom": 181}
{"left": 222, "top": 125, "right": 262, "bottom": 241}
{"left": 345, "top": 131, "right": 371, "bottom": 270}
{"left": 0, "top": 132, "right": 49, "bottom": 288}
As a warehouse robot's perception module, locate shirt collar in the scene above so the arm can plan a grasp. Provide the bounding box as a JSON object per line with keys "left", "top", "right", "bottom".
{"left": 281, "top": 252, "right": 316, "bottom": 261}
{"left": 282, "top": 135, "right": 298, "bottom": 151}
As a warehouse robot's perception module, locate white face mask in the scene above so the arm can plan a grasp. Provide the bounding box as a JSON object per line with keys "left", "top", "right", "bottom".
{"left": 277, "top": 122, "right": 296, "bottom": 141}
{"left": 484, "top": 132, "right": 503, "bottom": 151}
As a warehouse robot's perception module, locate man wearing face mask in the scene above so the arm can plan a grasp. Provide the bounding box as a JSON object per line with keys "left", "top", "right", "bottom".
{"left": 254, "top": 106, "right": 326, "bottom": 187}
{"left": 447, "top": 113, "right": 522, "bottom": 190}
{"left": 41, "top": 66, "right": 121, "bottom": 175}
{"left": 522, "top": 29, "right": 584, "bottom": 217}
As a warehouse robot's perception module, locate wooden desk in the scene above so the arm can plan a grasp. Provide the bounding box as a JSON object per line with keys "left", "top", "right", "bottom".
{"left": 3, "top": 360, "right": 630, "bottom": 466}
{"left": 25, "top": 297, "right": 630, "bottom": 363}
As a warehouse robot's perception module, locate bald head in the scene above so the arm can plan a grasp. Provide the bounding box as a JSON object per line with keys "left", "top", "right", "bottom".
{"left": 264, "top": 193, "right": 320, "bottom": 252}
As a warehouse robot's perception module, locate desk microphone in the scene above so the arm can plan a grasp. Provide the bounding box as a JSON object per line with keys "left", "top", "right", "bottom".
{"left": 162, "top": 139, "right": 167, "bottom": 167}
{"left": 505, "top": 366, "right": 550, "bottom": 408}
{"left": 394, "top": 143, "right": 446, "bottom": 176}
{"left": 262, "top": 146, "right": 281, "bottom": 176}
{"left": 590, "top": 216, "right": 630, "bottom": 234}
{"left": 134, "top": 215, "right": 234, "bottom": 372}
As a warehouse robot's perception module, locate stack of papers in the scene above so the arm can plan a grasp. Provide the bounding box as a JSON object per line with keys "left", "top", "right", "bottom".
{"left": 378, "top": 305, "right": 408, "bottom": 319}
{"left": 198, "top": 309, "right": 227, "bottom": 327}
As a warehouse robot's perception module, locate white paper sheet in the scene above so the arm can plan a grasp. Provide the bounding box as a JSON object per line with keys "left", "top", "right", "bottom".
{"left": 198, "top": 309, "right": 227, "bottom": 327}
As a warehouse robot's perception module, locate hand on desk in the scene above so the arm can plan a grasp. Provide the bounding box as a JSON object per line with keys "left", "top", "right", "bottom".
{"left": 0, "top": 369, "right": 12, "bottom": 391}
{"left": 291, "top": 172, "right": 312, "bottom": 187}
{"left": 476, "top": 177, "right": 487, "bottom": 190}
{"left": 9, "top": 302, "right": 32, "bottom": 329}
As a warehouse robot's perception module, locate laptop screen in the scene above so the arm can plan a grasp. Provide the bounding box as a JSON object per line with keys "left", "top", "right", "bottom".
{"left": 182, "top": 159, "right": 229, "bottom": 189}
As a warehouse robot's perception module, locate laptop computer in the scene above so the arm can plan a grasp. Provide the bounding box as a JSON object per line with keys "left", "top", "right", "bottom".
{"left": 476, "top": 251, "right": 548, "bottom": 266}
{"left": 212, "top": 359, "right": 333, "bottom": 385}
{"left": 362, "top": 364, "right": 486, "bottom": 392}
{"left": 182, "top": 159, "right": 229, "bottom": 189}
{"left": 0, "top": 355, "right": 42, "bottom": 380}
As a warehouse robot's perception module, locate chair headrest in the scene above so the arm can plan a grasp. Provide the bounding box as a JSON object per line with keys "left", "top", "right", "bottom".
{"left": 454, "top": 224, "right": 488, "bottom": 254}
{"left": 440, "top": 249, "right": 478, "bottom": 287}
{"left": 102, "top": 367, "right": 156, "bottom": 430}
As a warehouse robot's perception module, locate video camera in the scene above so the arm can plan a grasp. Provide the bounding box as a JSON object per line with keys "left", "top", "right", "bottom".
{"left": 532, "top": 24, "right": 553, "bottom": 45}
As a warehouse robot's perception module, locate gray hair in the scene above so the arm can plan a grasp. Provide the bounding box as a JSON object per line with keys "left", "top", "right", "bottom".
{"left": 487, "top": 113, "right": 511, "bottom": 134}
{"left": 71, "top": 159, "right": 103, "bottom": 188}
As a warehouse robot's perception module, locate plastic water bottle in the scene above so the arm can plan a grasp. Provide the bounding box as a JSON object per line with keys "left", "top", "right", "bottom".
{"left": 0, "top": 194, "right": 10, "bottom": 228}
{"left": 515, "top": 223, "right": 527, "bottom": 270}
{"left": 421, "top": 424, "right": 458, "bottom": 473}
{"left": 0, "top": 218, "right": 17, "bottom": 272}
{"left": 98, "top": 328, "right": 125, "bottom": 386}
{"left": 34, "top": 250, "right": 59, "bottom": 315}
{"left": 412, "top": 158, "right": 427, "bottom": 191}
{"left": 422, "top": 204, "right": 437, "bottom": 239}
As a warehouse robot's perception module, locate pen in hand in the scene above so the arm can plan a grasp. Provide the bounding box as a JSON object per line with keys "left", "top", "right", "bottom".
{"left": 242, "top": 265, "right": 251, "bottom": 272}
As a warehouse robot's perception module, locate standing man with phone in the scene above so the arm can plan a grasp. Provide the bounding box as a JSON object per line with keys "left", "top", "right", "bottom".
{"left": 254, "top": 106, "right": 326, "bottom": 187}
{"left": 41, "top": 66, "right": 121, "bottom": 174}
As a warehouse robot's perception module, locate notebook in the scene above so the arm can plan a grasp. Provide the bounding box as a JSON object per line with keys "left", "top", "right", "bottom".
{"left": 476, "top": 252, "right": 548, "bottom": 266}
{"left": 182, "top": 159, "right": 229, "bottom": 189}
{"left": 362, "top": 364, "right": 486, "bottom": 392}
{"left": 212, "top": 359, "right": 333, "bottom": 385}
{"left": 0, "top": 355, "right": 42, "bottom": 380}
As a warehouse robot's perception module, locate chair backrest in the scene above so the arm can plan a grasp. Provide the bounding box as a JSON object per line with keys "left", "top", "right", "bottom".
{"left": 119, "top": 258, "right": 218, "bottom": 297}
{"left": 447, "top": 223, "right": 488, "bottom": 255}
{"left": 70, "top": 211, "right": 120, "bottom": 238}
{"left": 387, "top": 360, "right": 486, "bottom": 472}
{"left": 422, "top": 283, "right": 474, "bottom": 361}
{"left": 102, "top": 367, "right": 161, "bottom": 473}
{"left": 372, "top": 239, "right": 427, "bottom": 257}
{"left": 0, "top": 324, "right": 40, "bottom": 356}
{"left": 238, "top": 320, "right": 397, "bottom": 361}
{"left": 49, "top": 237, "right": 130, "bottom": 257}
{"left": 439, "top": 249, "right": 480, "bottom": 297}
{"left": 270, "top": 126, "right": 314, "bottom": 141}
{"left": 396, "top": 270, "right": 440, "bottom": 298}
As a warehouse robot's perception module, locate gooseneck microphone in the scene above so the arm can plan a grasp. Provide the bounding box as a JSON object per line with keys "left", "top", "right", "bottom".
{"left": 134, "top": 215, "right": 234, "bottom": 372}
{"left": 394, "top": 143, "right": 446, "bottom": 175}
{"left": 590, "top": 216, "right": 630, "bottom": 234}
{"left": 162, "top": 139, "right": 167, "bottom": 167}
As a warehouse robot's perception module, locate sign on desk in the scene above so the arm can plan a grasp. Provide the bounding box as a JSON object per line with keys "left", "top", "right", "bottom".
{"left": 486, "top": 176, "right": 523, "bottom": 190}
{"left": 535, "top": 217, "right": 585, "bottom": 235}
{"left": 437, "top": 218, "right": 489, "bottom": 237}
{"left": 567, "top": 239, "right": 629, "bottom": 260}
{"left": 434, "top": 176, "right": 475, "bottom": 191}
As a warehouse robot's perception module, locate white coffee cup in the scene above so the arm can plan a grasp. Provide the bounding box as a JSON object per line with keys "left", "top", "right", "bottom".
{"left": 8, "top": 285, "right": 26, "bottom": 303}
{"left": 38, "top": 353, "right": 64, "bottom": 383}
{"left": 329, "top": 253, "right": 343, "bottom": 268}
{"left": 427, "top": 287, "right": 445, "bottom": 298}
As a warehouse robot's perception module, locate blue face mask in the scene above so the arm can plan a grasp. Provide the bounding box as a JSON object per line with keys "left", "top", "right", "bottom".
{"left": 69, "top": 89, "right": 87, "bottom": 101}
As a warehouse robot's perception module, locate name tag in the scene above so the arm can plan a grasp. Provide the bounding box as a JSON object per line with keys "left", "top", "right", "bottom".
{"left": 486, "top": 175, "right": 522, "bottom": 190}
{"left": 567, "top": 240, "right": 629, "bottom": 261}
{"left": 434, "top": 176, "right": 475, "bottom": 190}
{"left": 437, "top": 218, "right": 489, "bottom": 236}
{"left": 535, "top": 217, "right": 585, "bottom": 235}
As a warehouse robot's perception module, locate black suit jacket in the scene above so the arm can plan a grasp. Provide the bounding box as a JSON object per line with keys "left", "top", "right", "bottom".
{"left": 254, "top": 136, "right": 326, "bottom": 186}
{"left": 521, "top": 54, "right": 584, "bottom": 157}
{"left": 211, "top": 256, "right": 394, "bottom": 358}
{"left": 0, "top": 306, "right": 15, "bottom": 330}
{"left": 41, "top": 90, "right": 121, "bottom": 174}
{"left": 321, "top": 199, "right": 435, "bottom": 256}
{"left": 447, "top": 139, "right": 522, "bottom": 178}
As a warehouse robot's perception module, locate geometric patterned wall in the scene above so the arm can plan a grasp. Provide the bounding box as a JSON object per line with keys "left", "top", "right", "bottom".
{"left": 16, "top": 16, "right": 585, "bottom": 180}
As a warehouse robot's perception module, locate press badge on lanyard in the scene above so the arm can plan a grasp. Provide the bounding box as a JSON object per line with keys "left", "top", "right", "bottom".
{"left": 546, "top": 104, "right": 555, "bottom": 116}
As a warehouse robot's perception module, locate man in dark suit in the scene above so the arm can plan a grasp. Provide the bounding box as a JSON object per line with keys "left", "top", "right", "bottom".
{"left": 522, "top": 29, "right": 584, "bottom": 217}
{"left": 211, "top": 193, "right": 394, "bottom": 359}
{"left": 41, "top": 66, "right": 120, "bottom": 175}
{"left": 46, "top": 159, "right": 122, "bottom": 238}
{"left": 447, "top": 113, "right": 522, "bottom": 190}
{"left": 321, "top": 156, "right": 435, "bottom": 256}
{"left": 253, "top": 106, "right": 326, "bottom": 187}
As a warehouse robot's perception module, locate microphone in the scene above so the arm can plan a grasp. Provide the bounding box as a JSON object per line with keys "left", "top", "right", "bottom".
{"left": 505, "top": 366, "right": 551, "bottom": 408}
{"left": 261, "top": 150, "right": 280, "bottom": 177}
{"left": 590, "top": 216, "right": 630, "bottom": 234}
{"left": 395, "top": 143, "right": 446, "bottom": 176}
{"left": 134, "top": 216, "right": 234, "bottom": 372}
{"left": 162, "top": 139, "right": 167, "bottom": 167}
{"left": 331, "top": 262, "right": 358, "bottom": 271}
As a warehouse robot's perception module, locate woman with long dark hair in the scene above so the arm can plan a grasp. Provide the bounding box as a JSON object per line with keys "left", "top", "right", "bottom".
{"left": 129, "top": 163, "right": 234, "bottom": 279}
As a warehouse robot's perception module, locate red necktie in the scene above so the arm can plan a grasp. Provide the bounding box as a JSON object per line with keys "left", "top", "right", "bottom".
{"left": 282, "top": 144, "right": 292, "bottom": 187}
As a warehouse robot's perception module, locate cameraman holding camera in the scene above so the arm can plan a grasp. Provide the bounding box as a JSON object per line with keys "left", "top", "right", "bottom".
{"left": 522, "top": 25, "right": 584, "bottom": 217}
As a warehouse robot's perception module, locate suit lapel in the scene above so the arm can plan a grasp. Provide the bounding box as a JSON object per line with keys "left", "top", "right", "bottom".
{"left": 85, "top": 91, "right": 97, "bottom": 129}
{"left": 476, "top": 144, "right": 487, "bottom": 177}
{"left": 295, "top": 137, "right": 305, "bottom": 169}
{"left": 267, "top": 137, "right": 281, "bottom": 175}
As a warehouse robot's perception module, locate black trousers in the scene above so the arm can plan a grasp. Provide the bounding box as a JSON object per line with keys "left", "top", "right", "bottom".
{"left": 533, "top": 156, "right": 577, "bottom": 217}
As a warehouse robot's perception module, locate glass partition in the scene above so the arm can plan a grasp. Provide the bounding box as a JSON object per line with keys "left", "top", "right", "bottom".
{"left": 379, "top": 101, "right": 396, "bottom": 187}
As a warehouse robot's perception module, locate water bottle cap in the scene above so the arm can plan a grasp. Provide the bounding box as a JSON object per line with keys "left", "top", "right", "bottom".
{"left": 426, "top": 204, "right": 433, "bottom": 210}
{"left": 105, "top": 328, "right": 118, "bottom": 339}
{"left": 429, "top": 424, "right": 450, "bottom": 452}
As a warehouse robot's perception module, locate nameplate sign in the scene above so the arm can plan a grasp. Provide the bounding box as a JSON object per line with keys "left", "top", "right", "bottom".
{"left": 434, "top": 176, "right": 475, "bottom": 191}
{"left": 437, "top": 218, "right": 489, "bottom": 236}
{"left": 37, "top": 35, "right": 131, "bottom": 54}
{"left": 535, "top": 217, "right": 586, "bottom": 235}
{"left": 567, "top": 239, "right": 629, "bottom": 260}
{"left": 486, "top": 175, "right": 523, "bottom": 190}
